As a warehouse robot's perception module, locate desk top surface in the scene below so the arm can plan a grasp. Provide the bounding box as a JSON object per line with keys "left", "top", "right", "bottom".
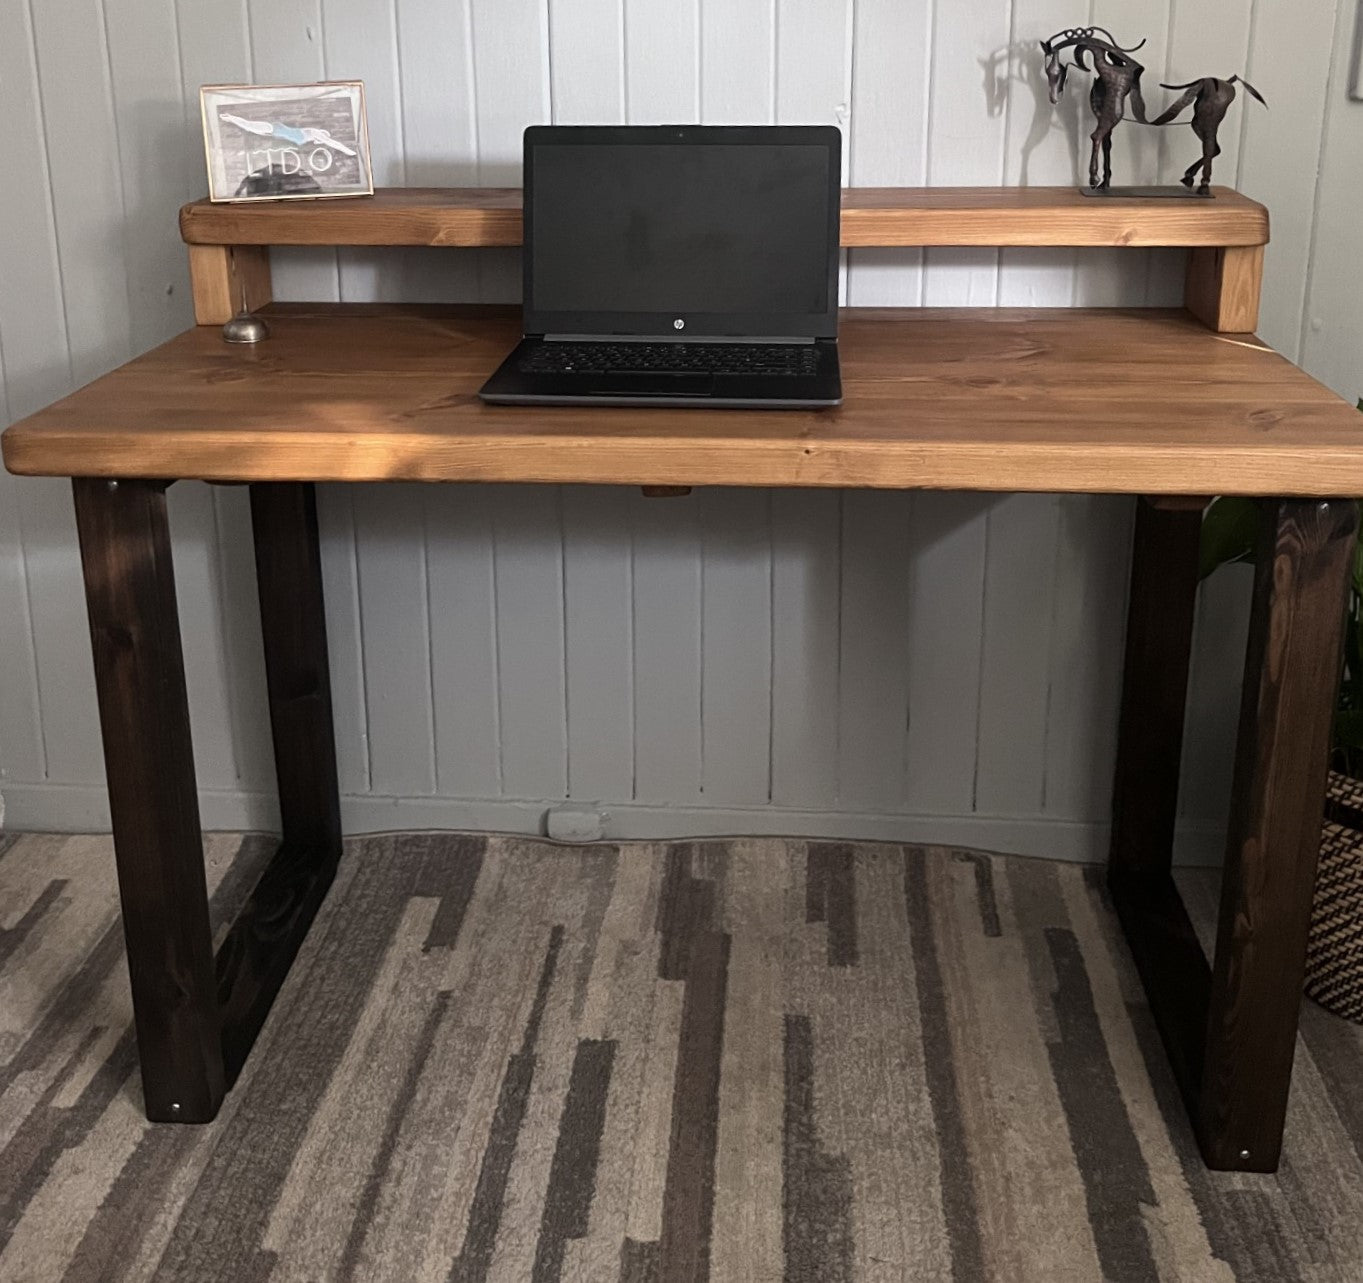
{"left": 4, "top": 305, "right": 1359, "bottom": 495}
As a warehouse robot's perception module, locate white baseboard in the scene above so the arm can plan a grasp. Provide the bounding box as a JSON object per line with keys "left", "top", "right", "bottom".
{"left": 0, "top": 781, "right": 1227, "bottom": 867}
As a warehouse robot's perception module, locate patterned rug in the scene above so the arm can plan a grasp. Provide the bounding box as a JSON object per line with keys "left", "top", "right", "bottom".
{"left": 2, "top": 830, "right": 1363, "bottom": 1282}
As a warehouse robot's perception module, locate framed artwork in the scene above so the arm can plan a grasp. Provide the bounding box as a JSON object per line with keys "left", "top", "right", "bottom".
{"left": 200, "top": 82, "right": 373, "bottom": 202}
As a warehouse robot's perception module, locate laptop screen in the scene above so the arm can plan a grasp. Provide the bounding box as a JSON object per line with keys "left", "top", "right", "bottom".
{"left": 523, "top": 126, "right": 842, "bottom": 339}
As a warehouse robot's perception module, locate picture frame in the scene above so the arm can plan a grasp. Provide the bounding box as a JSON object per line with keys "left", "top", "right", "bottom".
{"left": 200, "top": 82, "right": 373, "bottom": 203}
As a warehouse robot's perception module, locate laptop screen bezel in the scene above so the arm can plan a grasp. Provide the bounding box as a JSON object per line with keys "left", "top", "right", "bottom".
{"left": 521, "top": 124, "right": 843, "bottom": 340}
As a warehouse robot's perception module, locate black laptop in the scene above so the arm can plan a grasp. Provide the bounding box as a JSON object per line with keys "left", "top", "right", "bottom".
{"left": 479, "top": 124, "right": 843, "bottom": 409}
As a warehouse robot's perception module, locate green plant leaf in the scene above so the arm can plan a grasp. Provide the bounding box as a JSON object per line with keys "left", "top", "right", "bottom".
{"left": 1199, "top": 497, "right": 1259, "bottom": 580}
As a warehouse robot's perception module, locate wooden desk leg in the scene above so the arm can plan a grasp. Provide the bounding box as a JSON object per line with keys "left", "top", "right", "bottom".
{"left": 1111, "top": 499, "right": 1203, "bottom": 881}
{"left": 1199, "top": 496, "right": 1357, "bottom": 1170}
{"left": 1111, "top": 495, "right": 1357, "bottom": 1172}
{"left": 73, "top": 478, "right": 225, "bottom": 1122}
{"left": 248, "top": 482, "right": 341, "bottom": 855}
{"left": 1108, "top": 499, "right": 1212, "bottom": 1104}
{"left": 213, "top": 482, "right": 343, "bottom": 1082}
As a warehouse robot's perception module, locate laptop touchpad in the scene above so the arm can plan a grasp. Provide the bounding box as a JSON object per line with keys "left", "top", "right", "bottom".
{"left": 591, "top": 374, "right": 714, "bottom": 396}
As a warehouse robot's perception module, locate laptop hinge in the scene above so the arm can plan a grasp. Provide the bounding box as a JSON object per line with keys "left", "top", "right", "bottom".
{"left": 543, "top": 333, "right": 815, "bottom": 344}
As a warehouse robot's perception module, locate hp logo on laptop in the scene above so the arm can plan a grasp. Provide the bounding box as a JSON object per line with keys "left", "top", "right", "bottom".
{"left": 673, "top": 318, "right": 685, "bottom": 330}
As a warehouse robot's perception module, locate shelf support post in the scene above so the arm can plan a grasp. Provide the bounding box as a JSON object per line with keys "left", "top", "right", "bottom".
{"left": 1185, "top": 244, "right": 1264, "bottom": 334}
{"left": 188, "top": 245, "right": 273, "bottom": 326}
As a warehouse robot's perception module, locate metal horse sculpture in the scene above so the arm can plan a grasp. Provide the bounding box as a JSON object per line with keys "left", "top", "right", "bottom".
{"left": 1040, "top": 27, "right": 1150, "bottom": 190}
{"left": 1150, "top": 76, "right": 1267, "bottom": 194}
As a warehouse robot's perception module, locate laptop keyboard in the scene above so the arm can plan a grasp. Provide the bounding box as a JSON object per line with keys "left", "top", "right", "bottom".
{"left": 519, "top": 342, "right": 820, "bottom": 377}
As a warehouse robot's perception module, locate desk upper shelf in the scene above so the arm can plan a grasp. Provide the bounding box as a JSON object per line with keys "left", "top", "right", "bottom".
{"left": 178, "top": 186, "right": 1272, "bottom": 335}
{"left": 180, "top": 185, "right": 1269, "bottom": 250}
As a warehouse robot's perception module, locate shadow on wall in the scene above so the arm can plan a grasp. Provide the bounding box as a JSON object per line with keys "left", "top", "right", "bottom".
{"left": 979, "top": 40, "right": 1086, "bottom": 187}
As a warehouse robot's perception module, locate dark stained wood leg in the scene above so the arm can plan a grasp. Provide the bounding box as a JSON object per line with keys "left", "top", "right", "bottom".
{"left": 248, "top": 482, "right": 342, "bottom": 854}
{"left": 1198, "top": 496, "right": 1358, "bottom": 1171}
{"left": 73, "top": 478, "right": 225, "bottom": 1122}
{"left": 1111, "top": 495, "right": 1357, "bottom": 1172}
{"left": 1108, "top": 497, "right": 1212, "bottom": 1125}
{"left": 214, "top": 482, "right": 343, "bottom": 1083}
{"left": 1110, "top": 498, "right": 1204, "bottom": 881}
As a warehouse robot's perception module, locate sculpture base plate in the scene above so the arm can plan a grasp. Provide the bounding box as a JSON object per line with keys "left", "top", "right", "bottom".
{"left": 1079, "top": 185, "right": 1213, "bottom": 199}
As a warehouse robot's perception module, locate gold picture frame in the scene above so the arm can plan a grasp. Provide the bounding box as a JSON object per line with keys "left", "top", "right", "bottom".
{"left": 200, "top": 81, "right": 374, "bottom": 203}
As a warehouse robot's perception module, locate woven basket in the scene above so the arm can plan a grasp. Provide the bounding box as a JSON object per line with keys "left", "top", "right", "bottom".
{"left": 1306, "top": 770, "right": 1363, "bottom": 1022}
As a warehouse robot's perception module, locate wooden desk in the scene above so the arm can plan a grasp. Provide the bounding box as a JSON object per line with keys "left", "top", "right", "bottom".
{"left": 5, "top": 305, "right": 1360, "bottom": 495}
{"left": 2, "top": 187, "right": 1356, "bottom": 1176}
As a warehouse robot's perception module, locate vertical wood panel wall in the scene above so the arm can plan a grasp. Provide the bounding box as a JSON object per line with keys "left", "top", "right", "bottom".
{"left": 1, "top": 0, "right": 1358, "bottom": 861}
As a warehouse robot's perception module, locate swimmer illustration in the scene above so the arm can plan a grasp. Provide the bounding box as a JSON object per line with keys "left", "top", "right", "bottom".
{"left": 221, "top": 113, "right": 358, "bottom": 156}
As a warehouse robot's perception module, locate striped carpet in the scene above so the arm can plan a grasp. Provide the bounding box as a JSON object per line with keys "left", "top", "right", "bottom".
{"left": 2, "top": 832, "right": 1363, "bottom": 1282}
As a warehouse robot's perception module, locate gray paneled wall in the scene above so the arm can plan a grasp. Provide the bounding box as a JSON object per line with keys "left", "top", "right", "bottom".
{"left": 1, "top": 0, "right": 1358, "bottom": 861}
